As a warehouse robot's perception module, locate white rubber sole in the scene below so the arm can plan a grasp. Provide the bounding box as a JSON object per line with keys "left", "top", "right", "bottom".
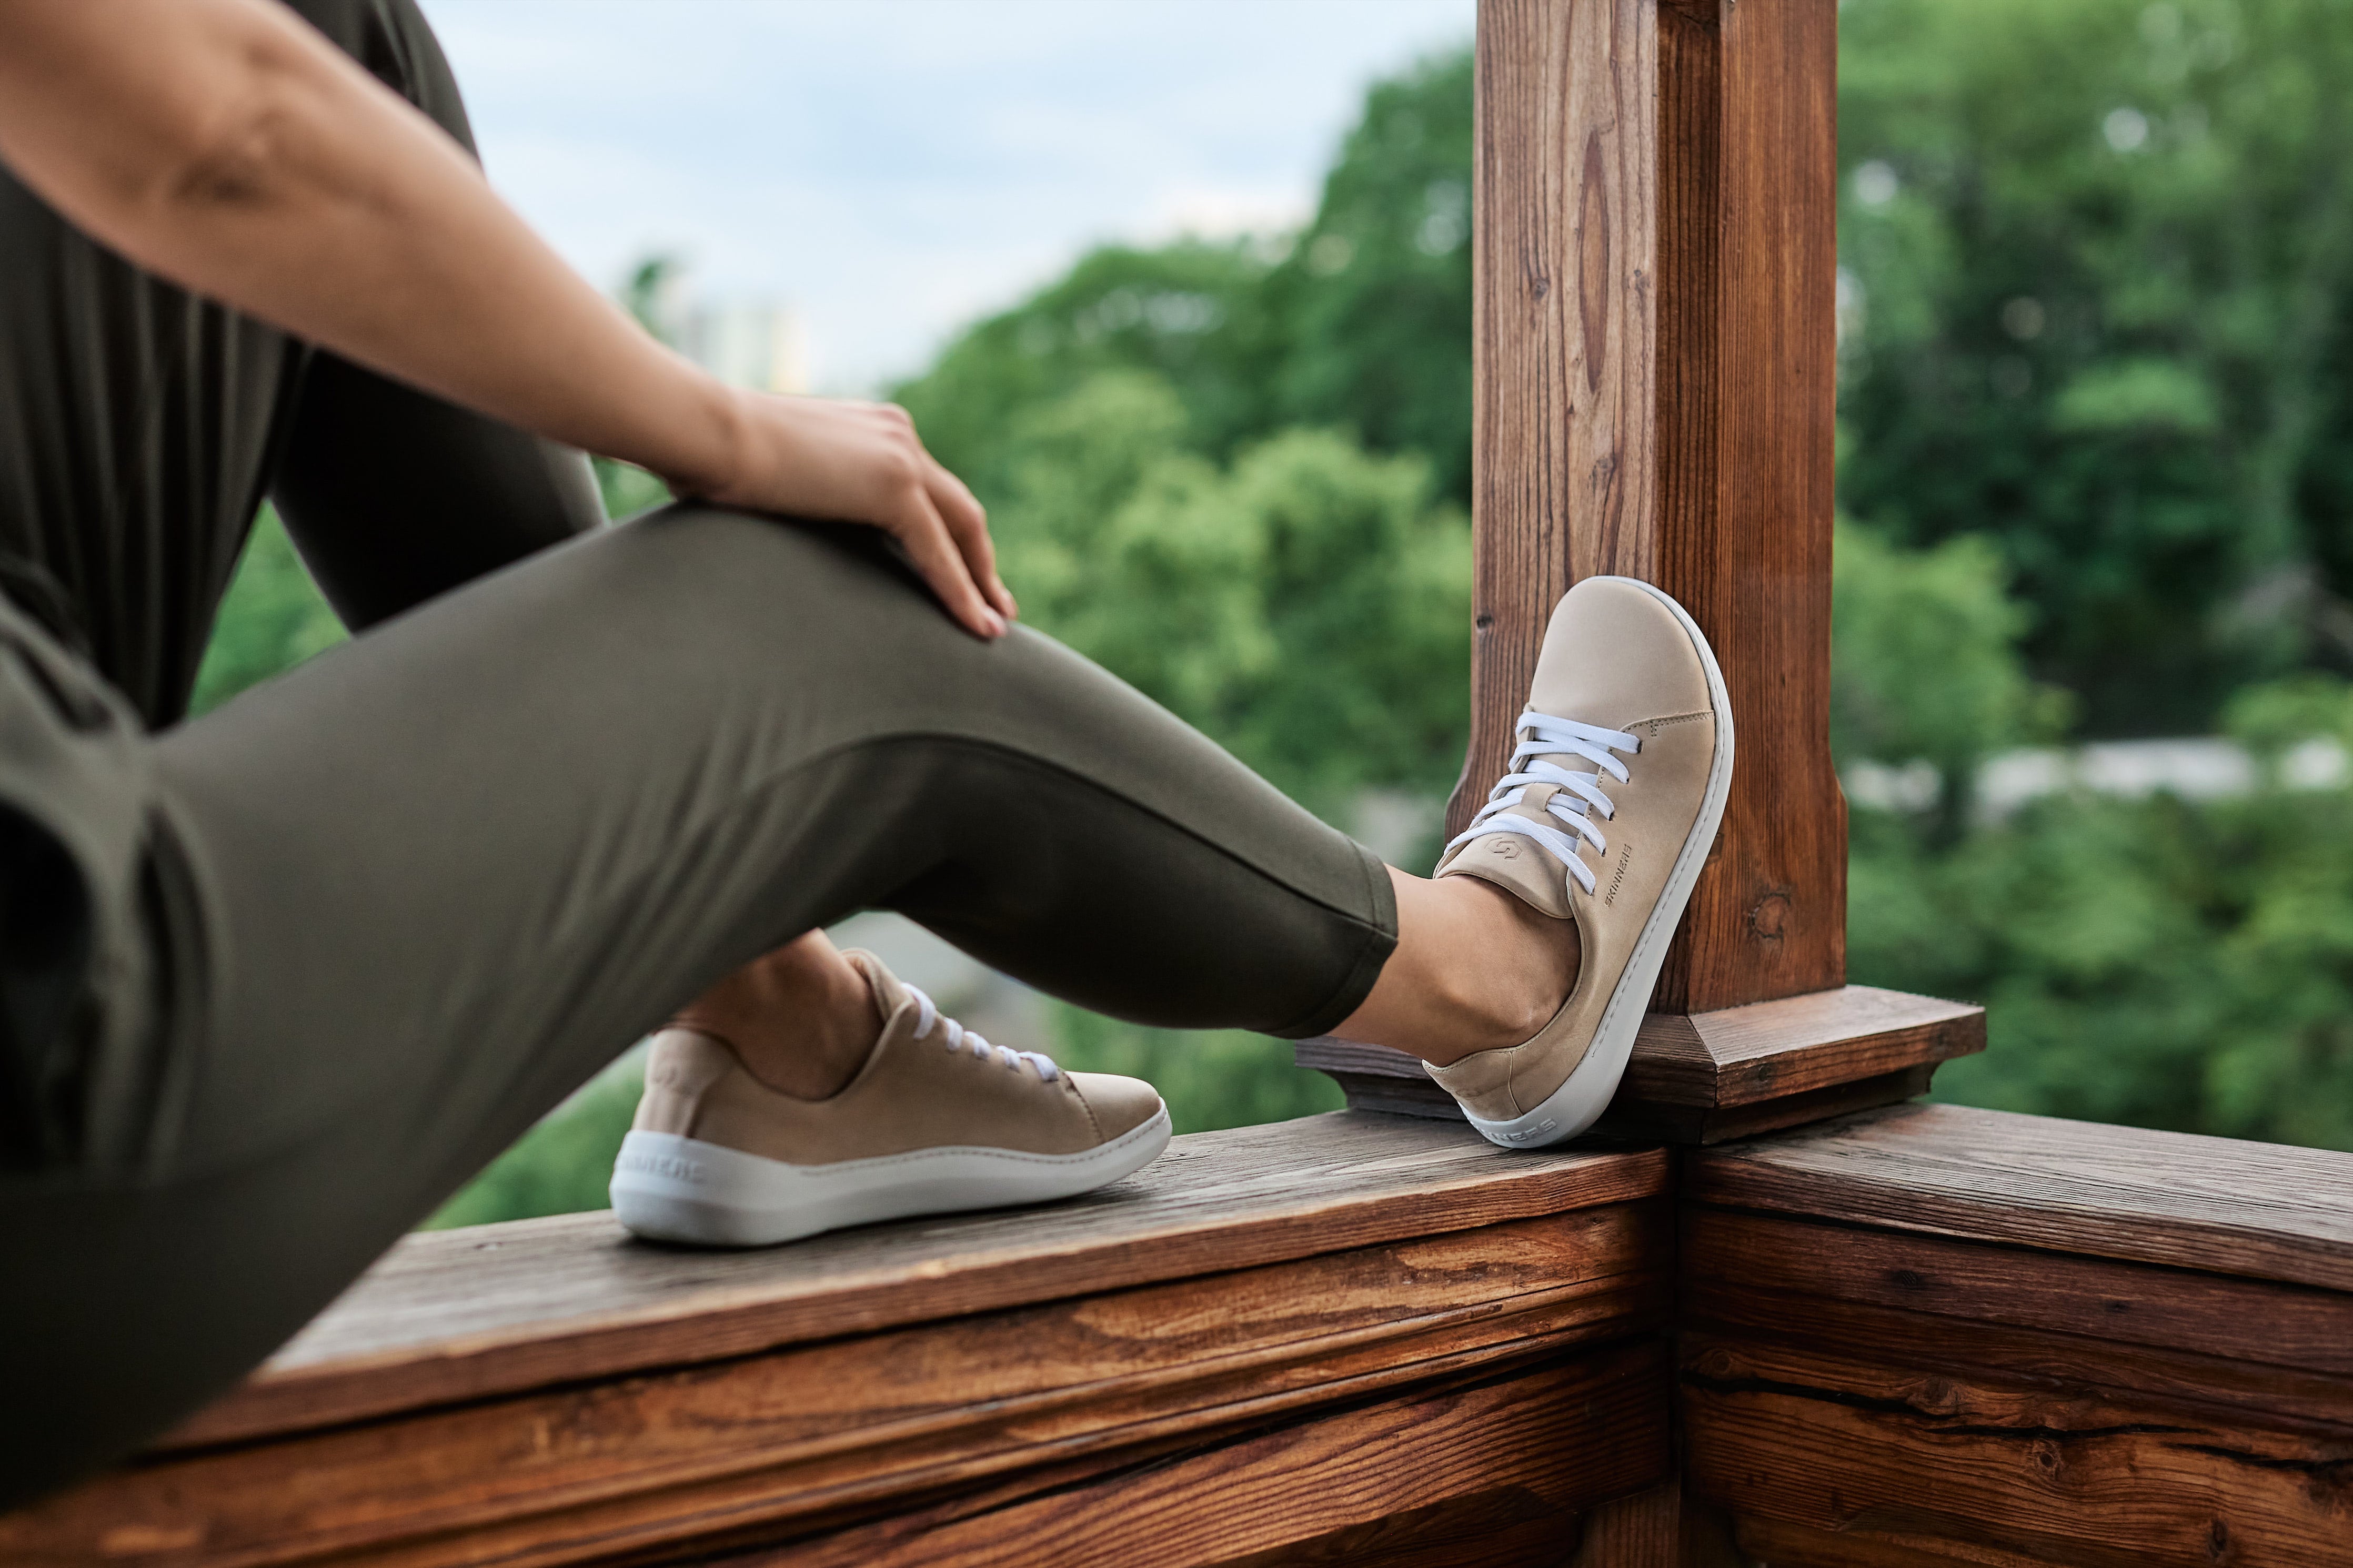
{"left": 1459, "top": 575, "right": 1737, "bottom": 1150}
{"left": 609, "top": 1104, "right": 1173, "bottom": 1247}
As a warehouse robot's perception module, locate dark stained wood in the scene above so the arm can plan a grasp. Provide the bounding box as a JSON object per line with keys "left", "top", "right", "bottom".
{"left": 1570, "top": 1475, "right": 1682, "bottom": 1567}
{"left": 1685, "top": 1209, "right": 2353, "bottom": 1381}
{"left": 1688, "top": 1102, "right": 2353, "bottom": 1292}
{"left": 1602, "top": 1064, "right": 1936, "bottom": 1146}
{"left": 1728, "top": 1516, "right": 2027, "bottom": 1567}
{"left": 11, "top": 1208, "right": 1670, "bottom": 1568}
{"left": 1680, "top": 1333, "right": 2353, "bottom": 1567}
{"left": 1293, "top": 985, "right": 1982, "bottom": 1142}
{"left": 156, "top": 1113, "right": 1665, "bottom": 1449}
{"left": 1462, "top": 0, "right": 1843, "bottom": 1014}
{"left": 725, "top": 1346, "right": 1670, "bottom": 1568}
{"left": 1680, "top": 1107, "right": 2353, "bottom": 1568}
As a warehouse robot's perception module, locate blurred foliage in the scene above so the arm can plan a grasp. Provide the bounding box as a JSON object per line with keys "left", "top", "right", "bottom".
{"left": 188, "top": 507, "right": 346, "bottom": 716}
{"left": 1837, "top": 0, "right": 2353, "bottom": 734}
{"left": 986, "top": 370, "right": 1470, "bottom": 814}
{"left": 1045, "top": 1011, "right": 1343, "bottom": 1135}
{"left": 186, "top": 15, "right": 2353, "bottom": 1231}
{"left": 1831, "top": 519, "right": 2074, "bottom": 835}
{"left": 420, "top": 1064, "right": 645, "bottom": 1230}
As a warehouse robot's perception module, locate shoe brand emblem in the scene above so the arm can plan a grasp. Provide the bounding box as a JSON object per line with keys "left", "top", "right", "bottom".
{"left": 1604, "top": 845, "right": 1634, "bottom": 905}
{"left": 1489, "top": 841, "right": 1523, "bottom": 860}
{"left": 1501, "top": 1118, "right": 1558, "bottom": 1142}
{"left": 619, "top": 1150, "right": 709, "bottom": 1184}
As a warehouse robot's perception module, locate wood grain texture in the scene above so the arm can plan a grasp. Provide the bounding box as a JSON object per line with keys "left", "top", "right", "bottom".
{"left": 727, "top": 1346, "right": 1670, "bottom": 1567}
{"left": 12, "top": 1209, "right": 1670, "bottom": 1568}
{"left": 1570, "top": 1475, "right": 1681, "bottom": 1567}
{"left": 1647, "top": 0, "right": 1843, "bottom": 1012}
{"left": 1685, "top": 1209, "right": 2353, "bottom": 1380}
{"left": 1462, "top": 0, "right": 1844, "bottom": 1013}
{"left": 1680, "top": 1333, "right": 2353, "bottom": 1567}
{"left": 1688, "top": 1102, "right": 2353, "bottom": 1291}
{"left": 153, "top": 1112, "right": 1663, "bottom": 1450}
{"left": 1460, "top": 0, "right": 1657, "bottom": 843}
{"left": 1293, "top": 985, "right": 1981, "bottom": 1140}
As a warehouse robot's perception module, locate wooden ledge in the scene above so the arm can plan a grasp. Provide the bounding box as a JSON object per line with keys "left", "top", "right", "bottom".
{"left": 11, "top": 1115, "right": 1673, "bottom": 1568}
{"left": 1680, "top": 1102, "right": 2353, "bottom": 1565}
{"left": 1296, "top": 984, "right": 1985, "bottom": 1143}
{"left": 1688, "top": 1099, "right": 2353, "bottom": 1291}
{"left": 164, "top": 1112, "right": 1668, "bottom": 1451}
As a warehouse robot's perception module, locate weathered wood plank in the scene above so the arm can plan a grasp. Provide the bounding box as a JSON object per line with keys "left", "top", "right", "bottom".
{"left": 1681, "top": 1333, "right": 2353, "bottom": 1567}
{"left": 158, "top": 1114, "right": 1663, "bottom": 1449}
{"left": 8, "top": 1209, "right": 1669, "bottom": 1568}
{"left": 1688, "top": 1102, "right": 2353, "bottom": 1292}
{"left": 1294, "top": 985, "right": 1982, "bottom": 1141}
{"left": 728, "top": 1346, "right": 1670, "bottom": 1567}
{"left": 1685, "top": 1209, "right": 2353, "bottom": 1379}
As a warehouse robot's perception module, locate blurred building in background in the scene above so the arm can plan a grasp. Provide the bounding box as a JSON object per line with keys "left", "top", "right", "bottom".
{"left": 637, "top": 262, "right": 810, "bottom": 393}
{"left": 679, "top": 300, "right": 809, "bottom": 395}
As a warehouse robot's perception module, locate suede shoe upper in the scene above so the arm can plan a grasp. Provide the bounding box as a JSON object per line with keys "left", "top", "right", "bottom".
{"left": 636, "top": 950, "right": 1162, "bottom": 1166}
{"left": 1427, "top": 576, "right": 1724, "bottom": 1121}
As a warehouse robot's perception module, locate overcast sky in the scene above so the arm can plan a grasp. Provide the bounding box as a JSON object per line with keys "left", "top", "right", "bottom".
{"left": 417, "top": 0, "right": 1473, "bottom": 393}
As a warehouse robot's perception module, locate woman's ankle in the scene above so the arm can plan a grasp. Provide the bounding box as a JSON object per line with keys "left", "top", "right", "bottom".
{"left": 1334, "top": 869, "right": 1578, "bottom": 1067}
{"left": 671, "top": 933, "right": 882, "bottom": 1100}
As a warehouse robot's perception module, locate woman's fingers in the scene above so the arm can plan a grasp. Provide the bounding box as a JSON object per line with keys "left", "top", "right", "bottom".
{"left": 891, "top": 482, "right": 1005, "bottom": 640}
{"left": 925, "top": 460, "right": 1018, "bottom": 622}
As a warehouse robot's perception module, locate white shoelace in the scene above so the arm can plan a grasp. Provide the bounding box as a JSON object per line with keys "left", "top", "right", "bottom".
{"left": 1444, "top": 709, "right": 1641, "bottom": 898}
{"left": 904, "top": 983, "right": 1061, "bottom": 1082}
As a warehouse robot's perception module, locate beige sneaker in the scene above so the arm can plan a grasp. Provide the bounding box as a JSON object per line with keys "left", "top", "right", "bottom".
{"left": 610, "top": 951, "right": 1170, "bottom": 1245}
{"left": 1427, "top": 576, "right": 1733, "bottom": 1149}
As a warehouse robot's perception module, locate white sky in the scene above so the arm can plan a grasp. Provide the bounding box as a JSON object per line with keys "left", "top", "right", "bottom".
{"left": 418, "top": 0, "right": 1474, "bottom": 393}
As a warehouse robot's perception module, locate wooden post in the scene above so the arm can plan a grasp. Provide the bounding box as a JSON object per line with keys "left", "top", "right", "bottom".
{"left": 1463, "top": 0, "right": 1842, "bottom": 1011}
{"left": 1298, "top": 0, "right": 1983, "bottom": 1136}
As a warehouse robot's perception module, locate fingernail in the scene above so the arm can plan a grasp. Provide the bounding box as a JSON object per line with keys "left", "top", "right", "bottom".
{"left": 984, "top": 611, "right": 1007, "bottom": 638}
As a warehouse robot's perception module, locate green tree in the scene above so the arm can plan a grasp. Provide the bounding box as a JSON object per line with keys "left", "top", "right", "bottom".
{"left": 188, "top": 507, "right": 346, "bottom": 716}
{"left": 1832, "top": 519, "right": 2070, "bottom": 836}
{"left": 1271, "top": 47, "right": 1475, "bottom": 504}
{"left": 1838, "top": 0, "right": 2353, "bottom": 733}
{"left": 987, "top": 370, "right": 1470, "bottom": 816}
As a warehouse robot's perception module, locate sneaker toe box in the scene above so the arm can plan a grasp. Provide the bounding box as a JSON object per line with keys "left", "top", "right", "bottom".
{"left": 1067, "top": 1071, "right": 1167, "bottom": 1141}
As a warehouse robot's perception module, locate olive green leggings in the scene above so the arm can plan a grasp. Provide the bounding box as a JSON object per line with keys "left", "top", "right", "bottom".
{"left": 0, "top": 0, "right": 1394, "bottom": 1507}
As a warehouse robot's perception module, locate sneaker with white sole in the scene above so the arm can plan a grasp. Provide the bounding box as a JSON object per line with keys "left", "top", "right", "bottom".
{"left": 611, "top": 950, "right": 1171, "bottom": 1246}
{"left": 1426, "top": 575, "right": 1734, "bottom": 1149}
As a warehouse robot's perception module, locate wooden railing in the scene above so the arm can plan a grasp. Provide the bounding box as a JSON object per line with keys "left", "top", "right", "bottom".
{"left": 13, "top": 3, "right": 2352, "bottom": 1565}
{"left": 12, "top": 1102, "right": 2349, "bottom": 1566}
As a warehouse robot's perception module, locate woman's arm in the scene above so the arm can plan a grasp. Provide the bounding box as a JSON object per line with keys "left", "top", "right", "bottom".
{"left": 0, "top": 0, "right": 1012, "bottom": 636}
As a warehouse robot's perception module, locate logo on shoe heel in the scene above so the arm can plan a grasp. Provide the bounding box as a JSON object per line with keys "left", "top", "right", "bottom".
{"left": 1500, "top": 1118, "right": 1558, "bottom": 1142}
{"left": 618, "top": 1150, "right": 710, "bottom": 1184}
{"left": 1488, "top": 841, "right": 1523, "bottom": 860}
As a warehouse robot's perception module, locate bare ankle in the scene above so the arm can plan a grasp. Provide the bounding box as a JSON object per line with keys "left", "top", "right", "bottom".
{"left": 674, "top": 935, "right": 882, "bottom": 1100}
{"left": 1334, "top": 868, "right": 1578, "bottom": 1066}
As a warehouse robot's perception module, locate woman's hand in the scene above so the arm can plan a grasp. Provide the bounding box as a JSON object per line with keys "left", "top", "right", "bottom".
{"left": 0, "top": 0, "right": 1018, "bottom": 640}
{"left": 680, "top": 393, "right": 1016, "bottom": 640}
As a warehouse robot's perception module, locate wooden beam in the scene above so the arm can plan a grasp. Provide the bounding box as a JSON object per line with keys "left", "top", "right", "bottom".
{"left": 1680, "top": 1104, "right": 2353, "bottom": 1564}
{"left": 1303, "top": 0, "right": 1940, "bottom": 1141}
{"left": 1462, "top": 0, "right": 1842, "bottom": 1011}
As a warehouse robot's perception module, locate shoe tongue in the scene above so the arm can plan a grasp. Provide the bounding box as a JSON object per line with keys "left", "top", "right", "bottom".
{"left": 1439, "top": 786, "right": 1578, "bottom": 919}
{"left": 841, "top": 949, "right": 909, "bottom": 1031}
